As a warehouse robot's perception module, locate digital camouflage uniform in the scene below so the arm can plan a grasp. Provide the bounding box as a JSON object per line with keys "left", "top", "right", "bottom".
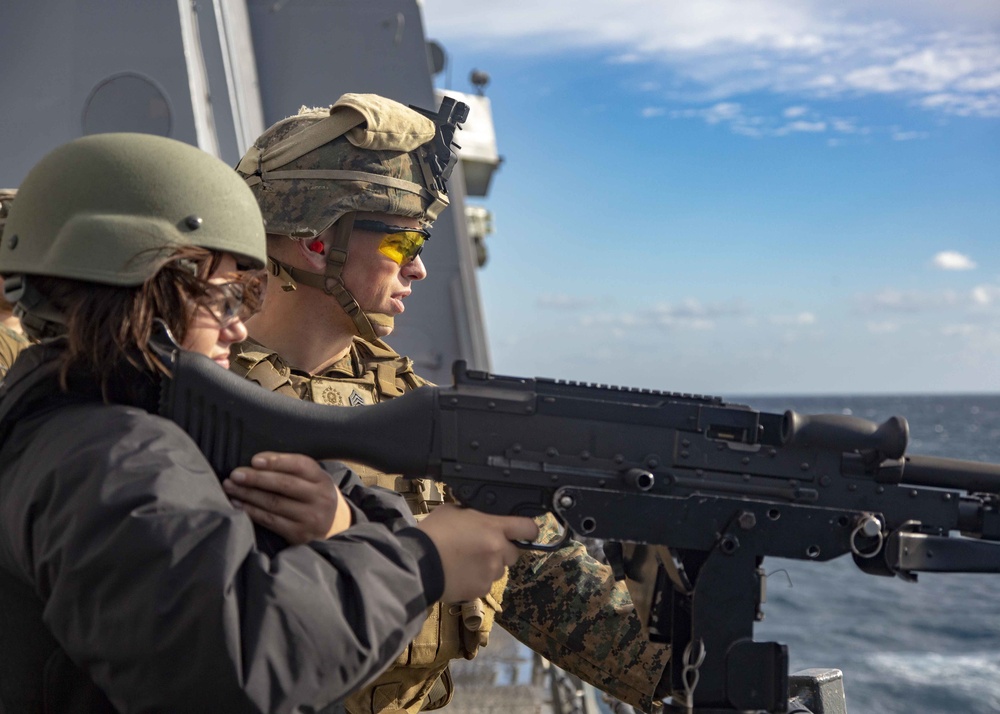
{"left": 232, "top": 337, "right": 670, "bottom": 713}
{"left": 234, "top": 94, "right": 670, "bottom": 714}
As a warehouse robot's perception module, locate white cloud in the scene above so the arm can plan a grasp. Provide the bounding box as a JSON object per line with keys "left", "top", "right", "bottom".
{"left": 671, "top": 102, "right": 774, "bottom": 137}
{"left": 856, "top": 283, "right": 1000, "bottom": 315}
{"left": 770, "top": 312, "right": 818, "bottom": 325}
{"left": 859, "top": 288, "right": 962, "bottom": 313}
{"left": 423, "top": 1, "right": 1000, "bottom": 119}
{"left": 867, "top": 321, "right": 900, "bottom": 334}
{"left": 641, "top": 106, "right": 666, "bottom": 118}
{"left": 829, "top": 117, "right": 874, "bottom": 137}
{"left": 704, "top": 102, "right": 744, "bottom": 124}
{"left": 609, "top": 53, "right": 643, "bottom": 65}
{"left": 778, "top": 120, "right": 827, "bottom": 133}
{"left": 672, "top": 103, "right": 855, "bottom": 138}
{"left": 650, "top": 298, "right": 745, "bottom": 320}
{"left": 536, "top": 294, "right": 596, "bottom": 310}
{"left": 932, "top": 251, "right": 977, "bottom": 270}
{"left": 783, "top": 105, "right": 809, "bottom": 118}
{"left": 942, "top": 323, "right": 978, "bottom": 336}
{"left": 578, "top": 297, "right": 745, "bottom": 330}
{"left": 919, "top": 92, "right": 1000, "bottom": 116}
{"left": 841, "top": 44, "right": 990, "bottom": 95}
{"left": 972, "top": 285, "right": 1000, "bottom": 305}
{"left": 960, "top": 71, "right": 1000, "bottom": 92}
{"left": 891, "top": 129, "right": 930, "bottom": 140}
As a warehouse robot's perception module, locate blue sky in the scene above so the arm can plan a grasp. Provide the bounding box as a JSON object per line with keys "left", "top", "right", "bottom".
{"left": 420, "top": 1, "right": 1000, "bottom": 395}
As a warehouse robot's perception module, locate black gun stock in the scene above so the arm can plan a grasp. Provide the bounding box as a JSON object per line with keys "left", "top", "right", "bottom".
{"left": 159, "top": 346, "right": 439, "bottom": 478}
{"left": 160, "top": 351, "right": 1000, "bottom": 714}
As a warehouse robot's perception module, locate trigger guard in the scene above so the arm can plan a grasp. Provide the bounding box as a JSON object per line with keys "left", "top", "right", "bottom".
{"left": 515, "top": 512, "right": 573, "bottom": 551}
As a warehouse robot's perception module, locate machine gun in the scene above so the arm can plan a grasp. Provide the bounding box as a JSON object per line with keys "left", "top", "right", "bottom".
{"left": 158, "top": 350, "right": 1000, "bottom": 714}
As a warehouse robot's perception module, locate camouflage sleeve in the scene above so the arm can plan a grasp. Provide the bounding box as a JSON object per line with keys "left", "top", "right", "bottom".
{"left": 0, "top": 325, "right": 29, "bottom": 379}
{"left": 496, "top": 514, "right": 669, "bottom": 712}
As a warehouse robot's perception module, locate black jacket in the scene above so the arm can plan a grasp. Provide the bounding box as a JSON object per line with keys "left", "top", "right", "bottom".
{"left": 0, "top": 343, "right": 442, "bottom": 713}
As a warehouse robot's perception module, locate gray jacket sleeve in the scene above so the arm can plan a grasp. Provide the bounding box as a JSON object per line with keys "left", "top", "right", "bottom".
{"left": 3, "top": 405, "right": 439, "bottom": 713}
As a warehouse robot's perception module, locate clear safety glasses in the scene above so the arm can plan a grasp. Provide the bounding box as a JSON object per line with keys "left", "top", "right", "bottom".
{"left": 203, "top": 275, "right": 263, "bottom": 326}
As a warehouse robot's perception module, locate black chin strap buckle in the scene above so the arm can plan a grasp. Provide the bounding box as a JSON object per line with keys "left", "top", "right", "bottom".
{"left": 267, "top": 257, "right": 298, "bottom": 292}
{"left": 149, "top": 319, "right": 181, "bottom": 371}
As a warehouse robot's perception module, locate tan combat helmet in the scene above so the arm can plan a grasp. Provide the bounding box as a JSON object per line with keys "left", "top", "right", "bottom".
{"left": 235, "top": 92, "right": 468, "bottom": 341}
{"left": 0, "top": 133, "right": 266, "bottom": 336}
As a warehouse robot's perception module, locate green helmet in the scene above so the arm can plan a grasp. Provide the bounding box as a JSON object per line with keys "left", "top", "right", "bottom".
{"left": 235, "top": 93, "right": 467, "bottom": 341}
{"left": 0, "top": 133, "right": 266, "bottom": 289}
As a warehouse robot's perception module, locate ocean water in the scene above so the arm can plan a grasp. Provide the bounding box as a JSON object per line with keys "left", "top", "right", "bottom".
{"left": 740, "top": 394, "right": 1000, "bottom": 714}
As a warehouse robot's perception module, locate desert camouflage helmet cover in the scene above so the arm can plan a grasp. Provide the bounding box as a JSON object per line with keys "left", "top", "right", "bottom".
{"left": 0, "top": 133, "right": 266, "bottom": 287}
{"left": 236, "top": 93, "right": 463, "bottom": 238}
{"left": 0, "top": 189, "right": 17, "bottom": 311}
{"left": 0, "top": 189, "right": 15, "bottom": 231}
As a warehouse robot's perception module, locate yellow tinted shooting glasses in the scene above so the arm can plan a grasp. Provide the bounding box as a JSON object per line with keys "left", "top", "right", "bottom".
{"left": 354, "top": 219, "right": 430, "bottom": 265}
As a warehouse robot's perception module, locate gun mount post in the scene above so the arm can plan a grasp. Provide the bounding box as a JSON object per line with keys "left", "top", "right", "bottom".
{"left": 622, "top": 542, "right": 788, "bottom": 713}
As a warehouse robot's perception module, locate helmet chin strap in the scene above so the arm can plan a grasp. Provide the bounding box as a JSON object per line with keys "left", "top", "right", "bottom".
{"left": 266, "top": 212, "right": 389, "bottom": 342}
{"left": 6, "top": 276, "right": 68, "bottom": 340}
{"left": 365, "top": 312, "right": 394, "bottom": 335}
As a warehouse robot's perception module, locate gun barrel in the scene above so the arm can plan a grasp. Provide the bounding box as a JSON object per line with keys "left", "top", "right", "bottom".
{"left": 903, "top": 455, "right": 1000, "bottom": 494}
{"left": 781, "top": 411, "right": 909, "bottom": 459}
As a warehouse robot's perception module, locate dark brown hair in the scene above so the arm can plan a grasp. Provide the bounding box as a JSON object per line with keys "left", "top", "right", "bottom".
{"left": 31, "top": 246, "right": 261, "bottom": 404}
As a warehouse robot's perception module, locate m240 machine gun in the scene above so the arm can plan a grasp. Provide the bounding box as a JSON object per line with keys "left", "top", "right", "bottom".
{"left": 159, "top": 351, "right": 1000, "bottom": 714}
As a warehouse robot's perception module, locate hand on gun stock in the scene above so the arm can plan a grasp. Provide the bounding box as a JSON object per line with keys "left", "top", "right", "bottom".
{"left": 223, "top": 452, "right": 352, "bottom": 544}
